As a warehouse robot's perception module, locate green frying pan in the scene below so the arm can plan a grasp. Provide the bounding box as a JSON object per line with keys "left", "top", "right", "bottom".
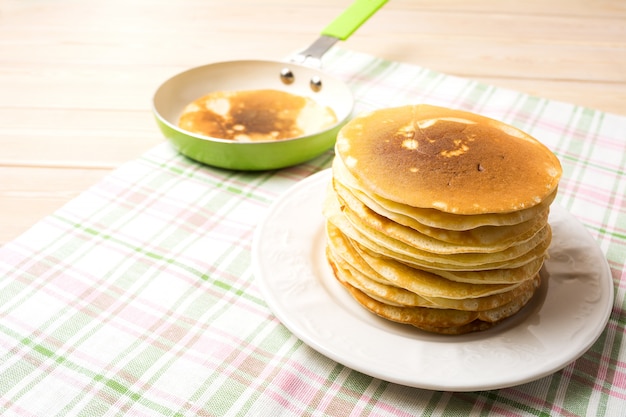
{"left": 153, "top": 0, "right": 388, "bottom": 171}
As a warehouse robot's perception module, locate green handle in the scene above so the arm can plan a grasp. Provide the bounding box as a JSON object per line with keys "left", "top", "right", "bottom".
{"left": 321, "top": 0, "right": 388, "bottom": 41}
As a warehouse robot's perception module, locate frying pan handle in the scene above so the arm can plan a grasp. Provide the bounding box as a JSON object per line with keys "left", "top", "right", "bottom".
{"left": 289, "top": 0, "right": 387, "bottom": 66}
{"left": 321, "top": 0, "right": 388, "bottom": 41}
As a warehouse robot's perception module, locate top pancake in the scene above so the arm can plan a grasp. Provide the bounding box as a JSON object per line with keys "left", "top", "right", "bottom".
{"left": 335, "top": 105, "right": 562, "bottom": 214}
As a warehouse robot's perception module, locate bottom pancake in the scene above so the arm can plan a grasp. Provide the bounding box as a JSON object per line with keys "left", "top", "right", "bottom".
{"left": 327, "top": 251, "right": 541, "bottom": 335}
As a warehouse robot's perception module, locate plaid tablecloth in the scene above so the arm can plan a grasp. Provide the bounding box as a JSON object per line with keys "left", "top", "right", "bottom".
{"left": 1, "top": 48, "right": 625, "bottom": 416}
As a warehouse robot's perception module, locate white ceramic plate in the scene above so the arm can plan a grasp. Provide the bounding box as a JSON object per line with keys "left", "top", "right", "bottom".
{"left": 252, "top": 169, "right": 614, "bottom": 392}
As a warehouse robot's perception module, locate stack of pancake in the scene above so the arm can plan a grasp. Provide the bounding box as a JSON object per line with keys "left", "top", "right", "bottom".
{"left": 323, "top": 104, "right": 562, "bottom": 334}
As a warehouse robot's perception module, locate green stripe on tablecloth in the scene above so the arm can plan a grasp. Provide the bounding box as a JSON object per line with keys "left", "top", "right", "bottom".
{"left": 180, "top": 324, "right": 300, "bottom": 415}
{"left": 240, "top": 325, "right": 305, "bottom": 414}
{"left": 577, "top": 327, "right": 614, "bottom": 417}
{"left": 359, "top": 378, "right": 389, "bottom": 415}
{"left": 143, "top": 152, "right": 281, "bottom": 206}
{"left": 599, "top": 139, "right": 626, "bottom": 243}
{"left": 51, "top": 216, "right": 265, "bottom": 306}
{"left": 560, "top": 107, "right": 598, "bottom": 207}
{"left": 510, "top": 94, "right": 546, "bottom": 133}
{"left": 467, "top": 82, "right": 497, "bottom": 111}
{"left": 470, "top": 389, "right": 551, "bottom": 416}
{"left": 71, "top": 294, "right": 276, "bottom": 415}
{"left": 0, "top": 334, "right": 181, "bottom": 416}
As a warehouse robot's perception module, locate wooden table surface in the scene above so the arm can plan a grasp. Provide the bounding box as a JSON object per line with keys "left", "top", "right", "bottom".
{"left": 1, "top": 0, "right": 625, "bottom": 245}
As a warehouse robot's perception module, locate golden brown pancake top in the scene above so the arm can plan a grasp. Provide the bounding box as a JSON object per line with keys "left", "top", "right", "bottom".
{"left": 335, "top": 105, "right": 562, "bottom": 214}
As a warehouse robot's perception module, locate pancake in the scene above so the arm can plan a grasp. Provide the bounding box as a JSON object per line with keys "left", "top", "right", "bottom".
{"left": 323, "top": 190, "right": 552, "bottom": 271}
{"left": 334, "top": 177, "right": 549, "bottom": 253}
{"left": 327, "top": 223, "right": 542, "bottom": 312}
{"left": 326, "top": 221, "right": 525, "bottom": 300}
{"left": 335, "top": 276, "right": 540, "bottom": 335}
{"left": 333, "top": 174, "right": 550, "bottom": 247}
{"left": 322, "top": 104, "right": 562, "bottom": 334}
{"left": 178, "top": 89, "right": 337, "bottom": 142}
{"left": 335, "top": 105, "right": 561, "bottom": 214}
{"left": 332, "top": 148, "right": 557, "bottom": 230}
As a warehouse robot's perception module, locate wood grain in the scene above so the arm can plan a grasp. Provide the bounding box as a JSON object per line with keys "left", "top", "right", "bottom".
{"left": 1, "top": 0, "right": 625, "bottom": 245}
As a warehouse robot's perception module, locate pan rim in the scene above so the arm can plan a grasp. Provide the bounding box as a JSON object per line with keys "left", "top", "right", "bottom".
{"left": 152, "top": 59, "right": 355, "bottom": 146}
